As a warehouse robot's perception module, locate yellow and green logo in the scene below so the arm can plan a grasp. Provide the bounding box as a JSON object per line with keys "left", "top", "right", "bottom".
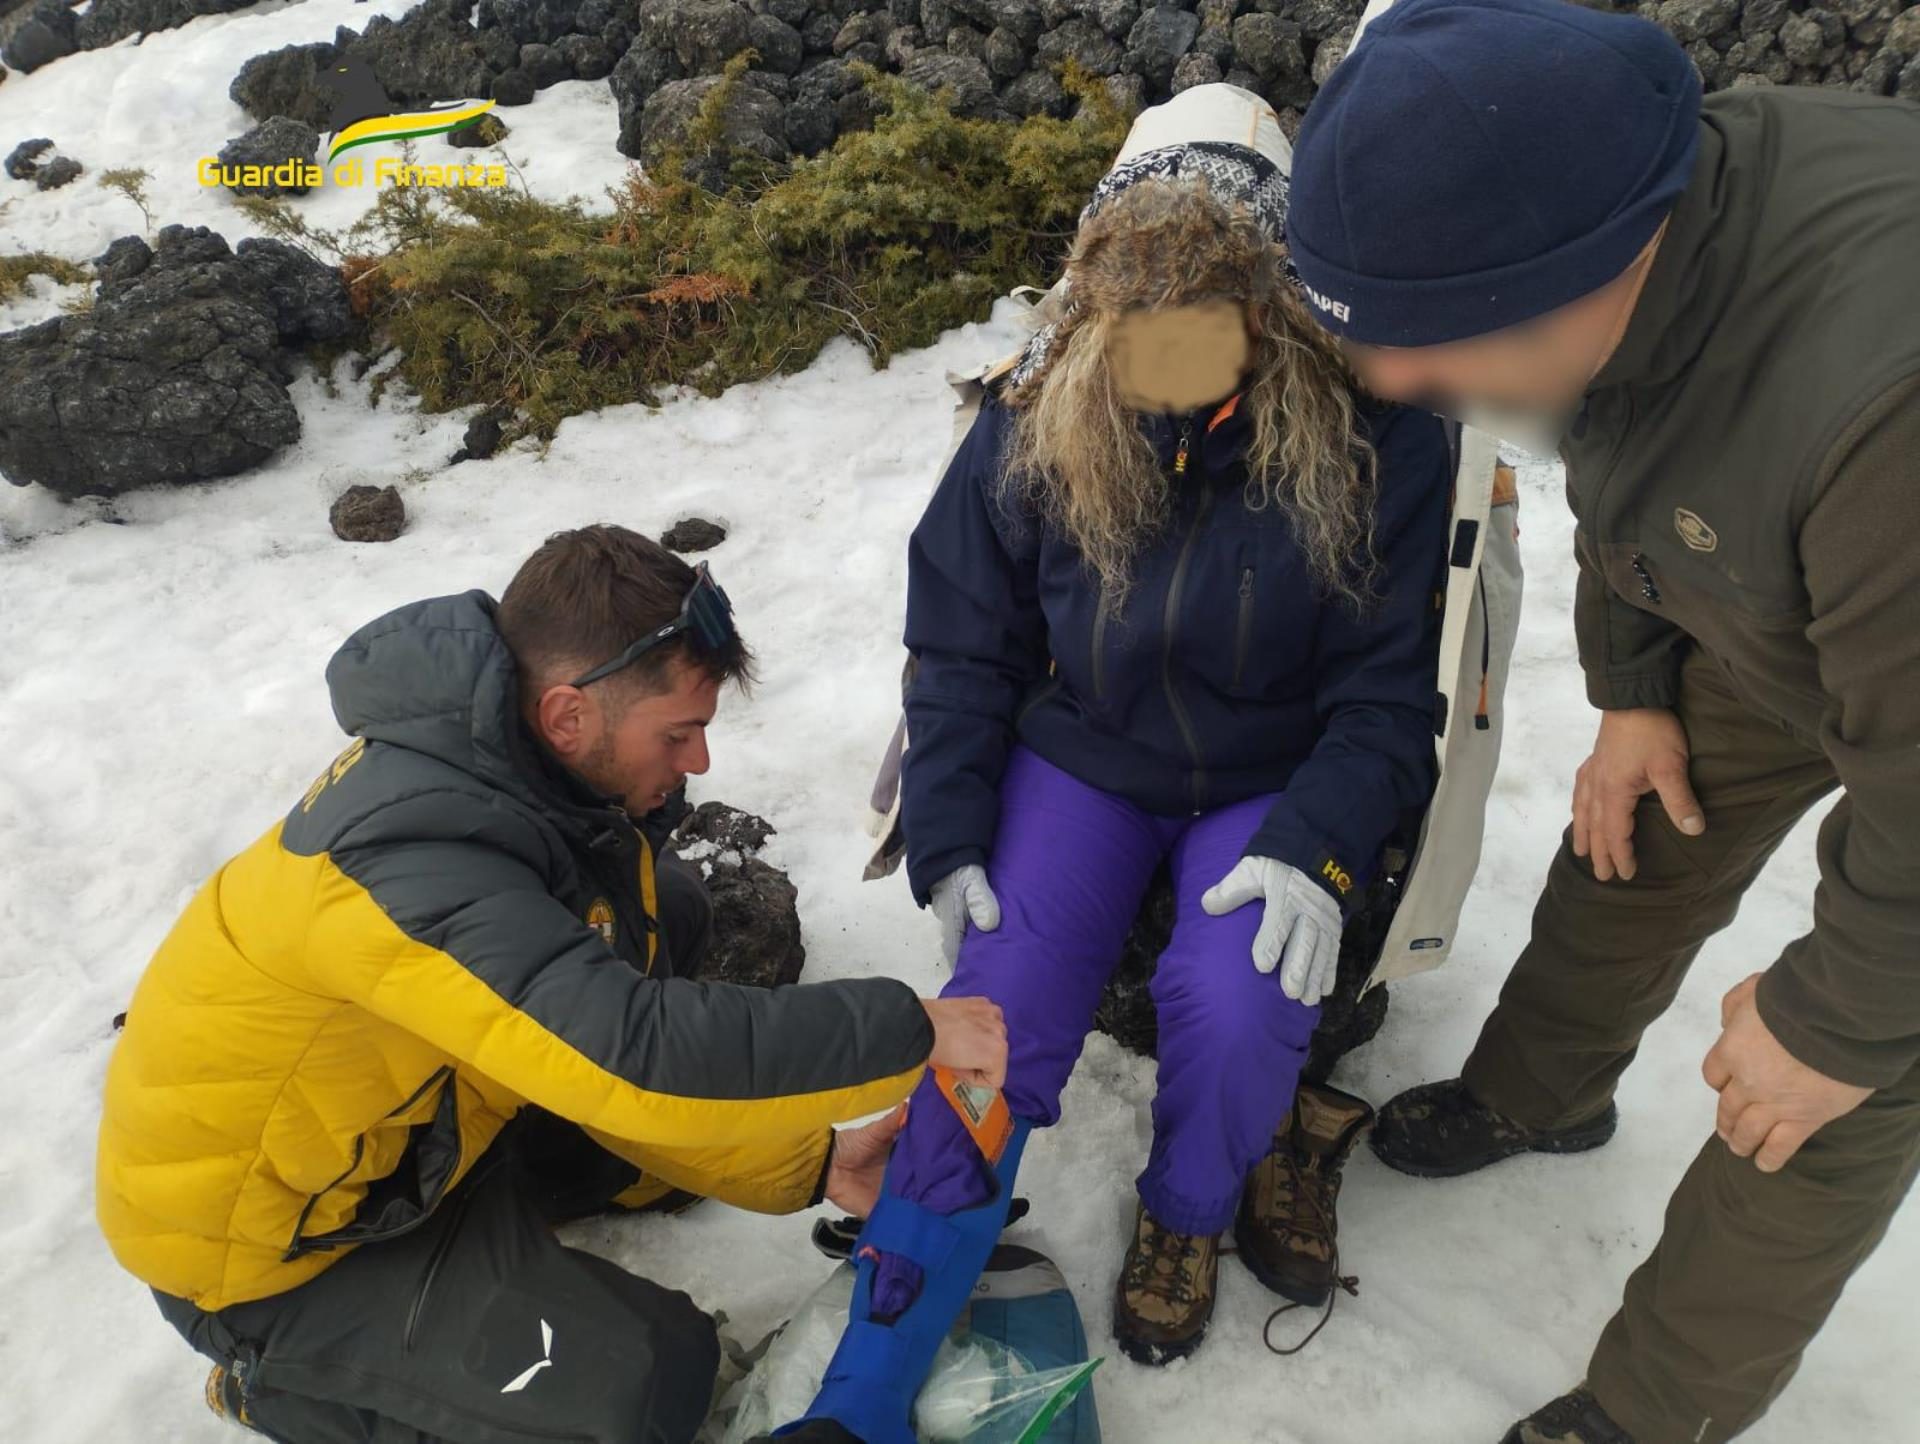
{"left": 198, "top": 59, "right": 505, "bottom": 192}
{"left": 327, "top": 98, "right": 496, "bottom": 163}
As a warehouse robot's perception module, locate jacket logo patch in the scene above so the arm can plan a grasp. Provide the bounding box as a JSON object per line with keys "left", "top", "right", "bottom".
{"left": 1317, "top": 854, "right": 1354, "bottom": 897}
{"left": 500, "top": 1318, "right": 554, "bottom": 1394}
{"left": 1673, "top": 507, "right": 1718, "bottom": 553}
{"left": 585, "top": 898, "right": 616, "bottom": 945}
{"left": 299, "top": 736, "right": 367, "bottom": 812}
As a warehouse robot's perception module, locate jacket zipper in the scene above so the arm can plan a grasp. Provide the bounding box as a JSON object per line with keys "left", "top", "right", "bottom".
{"left": 404, "top": 1179, "right": 481, "bottom": 1353}
{"left": 1089, "top": 591, "right": 1111, "bottom": 703}
{"left": 1162, "top": 417, "right": 1210, "bottom": 813}
{"left": 1630, "top": 551, "right": 1662, "bottom": 604}
{"left": 283, "top": 1065, "right": 459, "bottom": 1261}
{"left": 1475, "top": 569, "right": 1492, "bottom": 730}
{"left": 1230, "top": 566, "right": 1255, "bottom": 692}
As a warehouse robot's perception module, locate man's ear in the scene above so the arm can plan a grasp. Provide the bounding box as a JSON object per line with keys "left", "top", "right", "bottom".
{"left": 531, "top": 682, "right": 594, "bottom": 760}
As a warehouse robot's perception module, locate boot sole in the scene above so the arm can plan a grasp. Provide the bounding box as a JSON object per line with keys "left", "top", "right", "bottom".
{"left": 1230, "top": 1215, "right": 1332, "bottom": 1308}
{"left": 1112, "top": 1319, "right": 1209, "bottom": 1367}
{"left": 1369, "top": 1105, "right": 1618, "bottom": 1180}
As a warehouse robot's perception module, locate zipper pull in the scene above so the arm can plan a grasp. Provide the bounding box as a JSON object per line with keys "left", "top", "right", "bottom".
{"left": 1174, "top": 418, "right": 1193, "bottom": 477}
{"left": 1630, "top": 551, "right": 1662, "bottom": 604}
{"left": 1239, "top": 567, "right": 1253, "bottom": 599}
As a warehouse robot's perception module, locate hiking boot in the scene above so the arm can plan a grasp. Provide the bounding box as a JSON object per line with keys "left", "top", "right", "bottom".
{"left": 203, "top": 1364, "right": 260, "bottom": 1434}
{"left": 1501, "top": 1386, "right": 1636, "bottom": 1443}
{"left": 1233, "top": 1080, "right": 1374, "bottom": 1306}
{"left": 1113, "top": 1203, "right": 1218, "bottom": 1365}
{"left": 1371, "top": 1078, "right": 1617, "bottom": 1179}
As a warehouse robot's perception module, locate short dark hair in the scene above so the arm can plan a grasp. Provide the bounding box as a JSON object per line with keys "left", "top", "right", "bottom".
{"left": 498, "top": 524, "right": 753, "bottom": 702}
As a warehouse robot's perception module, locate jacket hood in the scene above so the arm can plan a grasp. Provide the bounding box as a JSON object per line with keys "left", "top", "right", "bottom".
{"left": 324, "top": 590, "right": 611, "bottom": 828}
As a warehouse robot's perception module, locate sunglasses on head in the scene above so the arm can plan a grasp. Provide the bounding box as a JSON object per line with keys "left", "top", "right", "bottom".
{"left": 567, "top": 561, "right": 736, "bottom": 689}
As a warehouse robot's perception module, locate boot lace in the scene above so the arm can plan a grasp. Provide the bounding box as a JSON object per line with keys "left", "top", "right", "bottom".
{"left": 1256, "top": 1150, "right": 1359, "bottom": 1358}
{"left": 1124, "top": 1216, "right": 1203, "bottom": 1307}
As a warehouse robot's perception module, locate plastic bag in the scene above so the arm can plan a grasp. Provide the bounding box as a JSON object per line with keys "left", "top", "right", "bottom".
{"left": 710, "top": 1264, "right": 1099, "bottom": 1444}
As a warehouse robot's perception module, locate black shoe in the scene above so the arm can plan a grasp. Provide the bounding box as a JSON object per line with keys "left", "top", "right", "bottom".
{"left": 1501, "top": 1386, "right": 1636, "bottom": 1443}
{"left": 1370, "top": 1079, "right": 1617, "bottom": 1179}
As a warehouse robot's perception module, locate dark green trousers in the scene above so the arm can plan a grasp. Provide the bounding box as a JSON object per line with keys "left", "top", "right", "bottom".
{"left": 1463, "top": 648, "right": 1920, "bottom": 1443}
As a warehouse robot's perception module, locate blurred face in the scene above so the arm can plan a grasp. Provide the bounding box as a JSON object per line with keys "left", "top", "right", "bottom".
{"left": 1107, "top": 298, "right": 1253, "bottom": 414}
{"left": 532, "top": 653, "right": 719, "bottom": 813}
{"left": 1341, "top": 230, "right": 1663, "bottom": 416}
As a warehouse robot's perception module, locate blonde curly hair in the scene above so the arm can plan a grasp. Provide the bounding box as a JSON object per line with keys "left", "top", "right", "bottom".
{"left": 1001, "top": 175, "right": 1379, "bottom": 612}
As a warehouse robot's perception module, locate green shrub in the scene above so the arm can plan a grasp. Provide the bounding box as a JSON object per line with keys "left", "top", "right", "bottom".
{"left": 236, "top": 60, "right": 1129, "bottom": 450}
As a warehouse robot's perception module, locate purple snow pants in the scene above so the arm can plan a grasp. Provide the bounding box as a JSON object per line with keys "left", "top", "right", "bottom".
{"left": 875, "top": 745, "right": 1320, "bottom": 1315}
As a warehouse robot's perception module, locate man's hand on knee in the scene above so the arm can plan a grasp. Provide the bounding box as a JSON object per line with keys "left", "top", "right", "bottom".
{"left": 1702, "top": 973, "right": 1873, "bottom": 1172}
{"left": 1571, "top": 706, "right": 1705, "bottom": 882}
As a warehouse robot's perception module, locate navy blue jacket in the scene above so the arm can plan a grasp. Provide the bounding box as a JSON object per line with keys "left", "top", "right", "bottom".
{"left": 900, "top": 388, "right": 1452, "bottom": 909}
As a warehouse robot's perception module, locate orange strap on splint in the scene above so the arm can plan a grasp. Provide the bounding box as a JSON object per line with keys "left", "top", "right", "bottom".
{"left": 934, "top": 1065, "right": 1015, "bottom": 1165}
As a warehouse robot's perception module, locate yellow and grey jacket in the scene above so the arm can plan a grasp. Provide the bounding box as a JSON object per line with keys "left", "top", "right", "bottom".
{"left": 97, "top": 590, "right": 933, "bottom": 1311}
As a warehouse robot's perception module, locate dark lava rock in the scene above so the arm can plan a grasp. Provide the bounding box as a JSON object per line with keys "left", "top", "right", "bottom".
{"left": 638, "top": 0, "right": 752, "bottom": 74}
{"left": 748, "top": 12, "right": 805, "bottom": 74}
{"left": 1003, "top": 66, "right": 1070, "bottom": 117}
{"left": 900, "top": 50, "right": 1005, "bottom": 117}
{"left": 1171, "top": 49, "right": 1222, "bottom": 92}
{"left": 1653, "top": 0, "right": 1739, "bottom": 45}
{"left": 1094, "top": 864, "right": 1401, "bottom": 1086}
{"left": 636, "top": 71, "right": 789, "bottom": 177}
{"left": 1, "top": 1, "right": 78, "bottom": 75}
{"left": 674, "top": 802, "right": 805, "bottom": 991}
{"left": 662, "top": 515, "right": 727, "bottom": 552}
{"left": 452, "top": 403, "right": 509, "bottom": 462}
{"left": 1125, "top": 5, "right": 1201, "bottom": 89}
{"left": 229, "top": 42, "right": 342, "bottom": 131}
{"left": 4, "top": 136, "right": 52, "bottom": 181}
{"left": 518, "top": 42, "right": 571, "bottom": 89}
{"left": 231, "top": 0, "right": 497, "bottom": 130}
{"left": 475, "top": 0, "right": 589, "bottom": 47}
{"left": 1231, "top": 12, "right": 1305, "bottom": 80}
{"left": 446, "top": 112, "right": 511, "bottom": 147}
{"left": 330, "top": 483, "right": 406, "bottom": 542}
{"left": 553, "top": 32, "right": 616, "bottom": 81}
{"left": 34, "top": 154, "right": 81, "bottom": 190}
{"left": 676, "top": 799, "right": 775, "bottom": 854}
{"left": 215, "top": 116, "right": 321, "bottom": 196}
{"left": 350, "top": 0, "right": 498, "bottom": 109}
{"left": 0, "top": 225, "right": 354, "bottom": 499}
{"left": 73, "top": 0, "right": 257, "bottom": 51}
{"left": 490, "top": 66, "right": 536, "bottom": 104}
{"left": 1035, "top": 17, "right": 1126, "bottom": 76}
{"left": 610, "top": 42, "right": 684, "bottom": 156}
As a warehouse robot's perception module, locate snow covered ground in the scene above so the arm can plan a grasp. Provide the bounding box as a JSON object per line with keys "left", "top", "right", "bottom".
{"left": 2, "top": 4, "right": 1915, "bottom": 1441}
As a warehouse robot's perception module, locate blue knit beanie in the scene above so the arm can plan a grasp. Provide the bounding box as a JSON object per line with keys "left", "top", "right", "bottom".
{"left": 1287, "top": 0, "right": 1702, "bottom": 348}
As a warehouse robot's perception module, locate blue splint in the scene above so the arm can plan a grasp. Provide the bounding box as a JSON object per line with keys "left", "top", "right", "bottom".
{"left": 777, "top": 1120, "right": 1033, "bottom": 1444}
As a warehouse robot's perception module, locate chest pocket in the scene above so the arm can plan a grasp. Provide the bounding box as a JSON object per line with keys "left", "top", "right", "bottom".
{"left": 1206, "top": 510, "right": 1314, "bottom": 702}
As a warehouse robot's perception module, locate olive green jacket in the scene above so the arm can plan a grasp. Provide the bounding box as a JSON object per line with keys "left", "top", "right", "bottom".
{"left": 1564, "top": 87, "right": 1920, "bottom": 1089}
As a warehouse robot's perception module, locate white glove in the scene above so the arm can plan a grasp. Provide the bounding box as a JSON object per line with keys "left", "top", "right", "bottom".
{"left": 1200, "top": 856, "right": 1344, "bottom": 1005}
{"left": 929, "top": 864, "right": 1001, "bottom": 967}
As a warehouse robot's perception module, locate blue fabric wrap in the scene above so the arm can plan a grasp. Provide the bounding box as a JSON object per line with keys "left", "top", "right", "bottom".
{"left": 780, "top": 1121, "right": 1035, "bottom": 1444}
